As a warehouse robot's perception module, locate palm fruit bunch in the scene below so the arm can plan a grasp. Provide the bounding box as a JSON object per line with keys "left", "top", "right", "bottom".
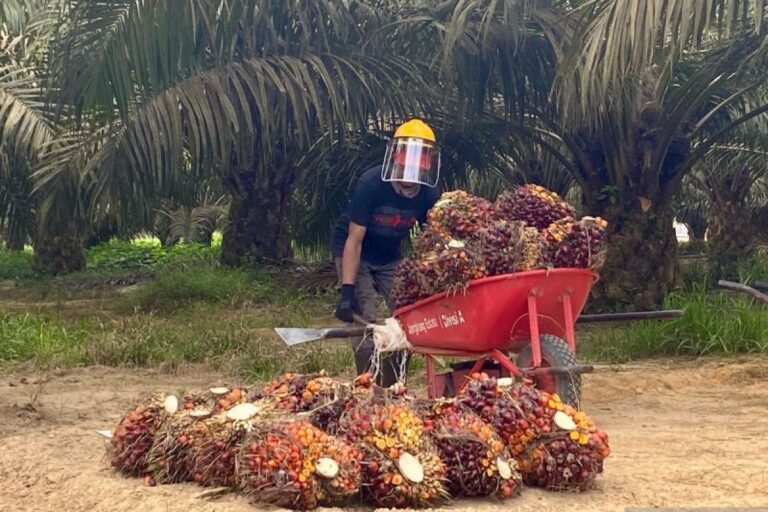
{"left": 209, "top": 386, "right": 249, "bottom": 414}
{"left": 142, "top": 390, "right": 224, "bottom": 485}
{"left": 543, "top": 216, "right": 609, "bottom": 270}
{"left": 393, "top": 238, "right": 486, "bottom": 308}
{"left": 258, "top": 371, "right": 337, "bottom": 413}
{"left": 311, "top": 373, "right": 375, "bottom": 434}
{"left": 422, "top": 401, "right": 522, "bottom": 499}
{"left": 520, "top": 227, "right": 547, "bottom": 271}
{"left": 516, "top": 391, "right": 611, "bottom": 491}
{"left": 391, "top": 257, "right": 434, "bottom": 308}
{"left": 187, "top": 399, "right": 279, "bottom": 488}
{"left": 495, "top": 184, "right": 576, "bottom": 230}
{"left": 145, "top": 406, "right": 213, "bottom": 484}
{"left": 431, "top": 239, "right": 487, "bottom": 295}
{"left": 241, "top": 420, "right": 363, "bottom": 510}
{"left": 457, "top": 373, "right": 543, "bottom": 457}
{"left": 338, "top": 401, "right": 449, "bottom": 508}
{"left": 108, "top": 393, "right": 173, "bottom": 477}
{"left": 427, "top": 190, "right": 496, "bottom": 239}
{"left": 471, "top": 219, "right": 527, "bottom": 275}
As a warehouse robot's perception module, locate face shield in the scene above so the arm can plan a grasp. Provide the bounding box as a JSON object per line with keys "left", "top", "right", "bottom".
{"left": 381, "top": 137, "right": 440, "bottom": 188}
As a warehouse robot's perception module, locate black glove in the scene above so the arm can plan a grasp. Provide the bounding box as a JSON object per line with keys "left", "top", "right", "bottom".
{"left": 334, "top": 284, "right": 358, "bottom": 323}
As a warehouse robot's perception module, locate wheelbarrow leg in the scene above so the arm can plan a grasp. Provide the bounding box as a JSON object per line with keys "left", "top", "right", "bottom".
{"left": 425, "top": 355, "right": 437, "bottom": 399}
{"left": 562, "top": 293, "right": 576, "bottom": 352}
{"left": 527, "top": 294, "right": 542, "bottom": 367}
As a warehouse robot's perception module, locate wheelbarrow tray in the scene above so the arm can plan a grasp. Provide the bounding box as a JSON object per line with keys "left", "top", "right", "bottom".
{"left": 393, "top": 268, "right": 598, "bottom": 354}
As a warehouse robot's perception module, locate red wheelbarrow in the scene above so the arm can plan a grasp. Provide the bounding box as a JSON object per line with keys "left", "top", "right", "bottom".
{"left": 275, "top": 268, "right": 683, "bottom": 406}
{"left": 394, "top": 268, "right": 595, "bottom": 404}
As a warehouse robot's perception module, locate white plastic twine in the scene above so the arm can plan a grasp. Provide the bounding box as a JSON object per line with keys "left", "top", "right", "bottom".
{"left": 366, "top": 318, "right": 412, "bottom": 385}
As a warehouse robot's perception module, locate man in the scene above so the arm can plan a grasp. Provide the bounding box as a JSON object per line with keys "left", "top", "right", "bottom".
{"left": 330, "top": 118, "right": 442, "bottom": 387}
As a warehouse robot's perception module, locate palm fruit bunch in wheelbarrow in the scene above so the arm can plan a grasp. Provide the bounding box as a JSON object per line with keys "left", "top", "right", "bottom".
{"left": 393, "top": 234, "right": 487, "bottom": 308}
{"left": 421, "top": 400, "right": 522, "bottom": 499}
{"left": 337, "top": 400, "right": 449, "bottom": 508}
{"left": 543, "top": 216, "right": 609, "bottom": 270}
{"left": 458, "top": 373, "right": 610, "bottom": 491}
{"left": 427, "top": 190, "right": 497, "bottom": 239}
{"left": 241, "top": 420, "right": 363, "bottom": 510}
{"left": 495, "top": 184, "right": 576, "bottom": 230}
{"left": 392, "top": 183, "right": 608, "bottom": 308}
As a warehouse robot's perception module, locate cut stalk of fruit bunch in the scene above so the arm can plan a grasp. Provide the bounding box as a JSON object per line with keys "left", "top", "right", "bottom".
{"left": 226, "top": 402, "right": 259, "bottom": 421}
{"left": 396, "top": 452, "right": 425, "bottom": 483}
{"left": 164, "top": 395, "right": 179, "bottom": 415}
{"left": 554, "top": 411, "right": 577, "bottom": 431}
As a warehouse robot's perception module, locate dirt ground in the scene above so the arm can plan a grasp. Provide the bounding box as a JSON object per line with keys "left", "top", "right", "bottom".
{"left": 2, "top": 356, "right": 767, "bottom": 512}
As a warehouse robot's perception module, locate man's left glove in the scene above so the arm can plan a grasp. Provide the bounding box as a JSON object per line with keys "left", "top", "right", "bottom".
{"left": 334, "top": 284, "right": 358, "bottom": 323}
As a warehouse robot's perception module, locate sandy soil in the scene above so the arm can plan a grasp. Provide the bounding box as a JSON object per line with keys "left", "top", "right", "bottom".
{"left": 2, "top": 357, "right": 768, "bottom": 512}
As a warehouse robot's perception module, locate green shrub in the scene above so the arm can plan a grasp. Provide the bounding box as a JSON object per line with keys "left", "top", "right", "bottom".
{"left": 0, "top": 249, "right": 34, "bottom": 281}
{"left": 86, "top": 238, "right": 220, "bottom": 273}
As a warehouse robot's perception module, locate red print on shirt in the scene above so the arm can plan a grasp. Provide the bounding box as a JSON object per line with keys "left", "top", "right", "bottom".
{"left": 373, "top": 212, "right": 416, "bottom": 229}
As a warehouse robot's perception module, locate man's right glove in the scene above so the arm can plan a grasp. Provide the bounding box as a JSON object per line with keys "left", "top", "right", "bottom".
{"left": 334, "top": 284, "right": 358, "bottom": 323}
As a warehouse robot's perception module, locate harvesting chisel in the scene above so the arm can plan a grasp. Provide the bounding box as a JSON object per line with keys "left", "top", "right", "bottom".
{"left": 275, "top": 314, "right": 371, "bottom": 346}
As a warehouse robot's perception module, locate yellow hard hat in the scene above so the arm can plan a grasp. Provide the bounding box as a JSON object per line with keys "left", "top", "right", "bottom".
{"left": 393, "top": 118, "right": 436, "bottom": 142}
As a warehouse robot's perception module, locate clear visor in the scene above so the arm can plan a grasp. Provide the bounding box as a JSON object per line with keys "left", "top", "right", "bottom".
{"left": 381, "top": 138, "right": 440, "bottom": 188}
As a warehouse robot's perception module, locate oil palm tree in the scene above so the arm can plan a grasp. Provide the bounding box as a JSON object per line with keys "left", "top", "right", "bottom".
{"left": 0, "top": 0, "right": 59, "bottom": 254}
{"left": 409, "top": 0, "right": 768, "bottom": 309}
{"left": 33, "top": 0, "right": 435, "bottom": 269}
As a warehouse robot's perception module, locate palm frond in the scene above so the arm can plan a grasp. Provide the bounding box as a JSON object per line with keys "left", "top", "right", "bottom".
{"left": 555, "top": 0, "right": 768, "bottom": 124}
{"left": 0, "top": 63, "right": 56, "bottom": 159}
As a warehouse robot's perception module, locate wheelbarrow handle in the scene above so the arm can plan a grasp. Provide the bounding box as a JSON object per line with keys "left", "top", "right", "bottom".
{"left": 717, "top": 280, "right": 768, "bottom": 304}
{"left": 576, "top": 310, "right": 684, "bottom": 323}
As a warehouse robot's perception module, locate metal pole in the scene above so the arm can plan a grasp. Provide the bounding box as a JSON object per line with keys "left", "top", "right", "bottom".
{"left": 576, "top": 310, "right": 684, "bottom": 324}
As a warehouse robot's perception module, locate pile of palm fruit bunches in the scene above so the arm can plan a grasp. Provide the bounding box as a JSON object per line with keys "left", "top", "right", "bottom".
{"left": 392, "top": 184, "right": 609, "bottom": 308}
{"left": 107, "top": 370, "right": 610, "bottom": 510}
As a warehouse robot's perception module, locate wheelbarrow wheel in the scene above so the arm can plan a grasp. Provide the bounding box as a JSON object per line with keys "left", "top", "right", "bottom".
{"left": 516, "top": 334, "right": 582, "bottom": 407}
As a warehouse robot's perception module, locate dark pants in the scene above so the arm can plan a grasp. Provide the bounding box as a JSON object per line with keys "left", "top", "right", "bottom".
{"left": 334, "top": 257, "right": 409, "bottom": 387}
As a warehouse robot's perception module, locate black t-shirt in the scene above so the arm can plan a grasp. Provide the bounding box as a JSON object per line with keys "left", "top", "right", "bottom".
{"left": 331, "top": 166, "right": 440, "bottom": 265}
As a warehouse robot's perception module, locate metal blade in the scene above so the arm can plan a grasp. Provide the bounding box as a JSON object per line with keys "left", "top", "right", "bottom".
{"left": 275, "top": 327, "right": 331, "bottom": 346}
{"left": 274, "top": 325, "right": 367, "bottom": 346}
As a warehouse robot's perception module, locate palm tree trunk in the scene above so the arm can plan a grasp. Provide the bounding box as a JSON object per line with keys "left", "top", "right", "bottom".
{"left": 4, "top": 223, "right": 26, "bottom": 251}
{"left": 583, "top": 189, "right": 680, "bottom": 312}
{"left": 32, "top": 225, "right": 86, "bottom": 274}
{"left": 220, "top": 164, "right": 294, "bottom": 266}
{"left": 707, "top": 198, "right": 755, "bottom": 279}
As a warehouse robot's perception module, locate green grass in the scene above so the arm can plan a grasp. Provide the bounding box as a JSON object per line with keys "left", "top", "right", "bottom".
{"left": 0, "top": 313, "right": 90, "bottom": 367}
{"left": 2, "top": 236, "right": 767, "bottom": 377}
{"left": 581, "top": 285, "right": 768, "bottom": 363}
